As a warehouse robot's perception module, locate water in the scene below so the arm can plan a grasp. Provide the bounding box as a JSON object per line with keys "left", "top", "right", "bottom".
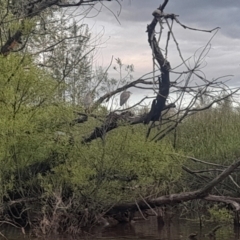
{"left": 1, "top": 216, "right": 240, "bottom": 240}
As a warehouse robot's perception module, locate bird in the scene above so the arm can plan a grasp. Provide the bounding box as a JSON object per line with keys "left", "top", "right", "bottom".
{"left": 120, "top": 90, "right": 132, "bottom": 107}
{"left": 83, "top": 91, "right": 93, "bottom": 109}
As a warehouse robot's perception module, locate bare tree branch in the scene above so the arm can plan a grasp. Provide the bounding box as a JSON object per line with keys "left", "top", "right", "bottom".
{"left": 106, "top": 160, "right": 240, "bottom": 216}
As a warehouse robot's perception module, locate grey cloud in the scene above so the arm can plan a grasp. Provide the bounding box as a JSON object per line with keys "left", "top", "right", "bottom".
{"left": 95, "top": 0, "right": 240, "bottom": 38}
{"left": 89, "top": 1, "right": 240, "bottom": 88}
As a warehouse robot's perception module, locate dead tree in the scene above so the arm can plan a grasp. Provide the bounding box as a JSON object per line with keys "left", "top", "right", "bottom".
{"left": 82, "top": 0, "right": 238, "bottom": 143}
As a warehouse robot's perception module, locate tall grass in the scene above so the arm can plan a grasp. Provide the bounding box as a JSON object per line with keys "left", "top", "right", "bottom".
{"left": 171, "top": 105, "right": 240, "bottom": 195}
{"left": 175, "top": 106, "right": 240, "bottom": 163}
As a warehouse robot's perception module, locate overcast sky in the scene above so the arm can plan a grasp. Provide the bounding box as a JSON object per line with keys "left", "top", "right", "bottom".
{"left": 81, "top": 0, "right": 240, "bottom": 106}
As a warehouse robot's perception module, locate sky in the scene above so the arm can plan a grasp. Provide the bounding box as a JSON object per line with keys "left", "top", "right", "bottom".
{"left": 80, "top": 0, "right": 240, "bottom": 107}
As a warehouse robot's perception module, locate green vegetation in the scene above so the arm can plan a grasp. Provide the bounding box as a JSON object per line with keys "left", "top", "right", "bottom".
{"left": 208, "top": 204, "right": 232, "bottom": 223}
{"left": 0, "top": 52, "right": 185, "bottom": 234}
{"left": 0, "top": 0, "right": 239, "bottom": 236}
{"left": 176, "top": 106, "right": 240, "bottom": 163}
{"left": 173, "top": 106, "right": 240, "bottom": 196}
{"left": 0, "top": 53, "right": 239, "bottom": 233}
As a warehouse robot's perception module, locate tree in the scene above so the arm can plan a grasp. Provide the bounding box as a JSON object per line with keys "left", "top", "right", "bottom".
{"left": 30, "top": 10, "right": 93, "bottom": 104}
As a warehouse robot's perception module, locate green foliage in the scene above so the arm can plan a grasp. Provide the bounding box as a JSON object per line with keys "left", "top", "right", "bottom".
{"left": 175, "top": 108, "right": 240, "bottom": 163}
{"left": 41, "top": 125, "right": 185, "bottom": 212}
{"left": 0, "top": 53, "right": 73, "bottom": 198}
{"left": 208, "top": 205, "right": 232, "bottom": 223}
{"left": 11, "top": 118, "right": 183, "bottom": 233}
{"left": 0, "top": 52, "right": 185, "bottom": 229}
{"left": 171, "top": 106, "right": 240, "bottom": 194}
{"left": 30, "top": 9, "right": 93, "bottom": 106}
{"left": 0, "top": 1, "right": 239, "bottom": 230}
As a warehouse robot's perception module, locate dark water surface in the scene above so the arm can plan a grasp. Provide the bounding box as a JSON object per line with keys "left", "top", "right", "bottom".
{"left": 1, "top": 216, "right": 240, "bottom": 240}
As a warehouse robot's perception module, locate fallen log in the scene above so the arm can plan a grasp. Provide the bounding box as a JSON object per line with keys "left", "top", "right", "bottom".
{"left": 106, "top": 160, "right": 240, "bottom": 218}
